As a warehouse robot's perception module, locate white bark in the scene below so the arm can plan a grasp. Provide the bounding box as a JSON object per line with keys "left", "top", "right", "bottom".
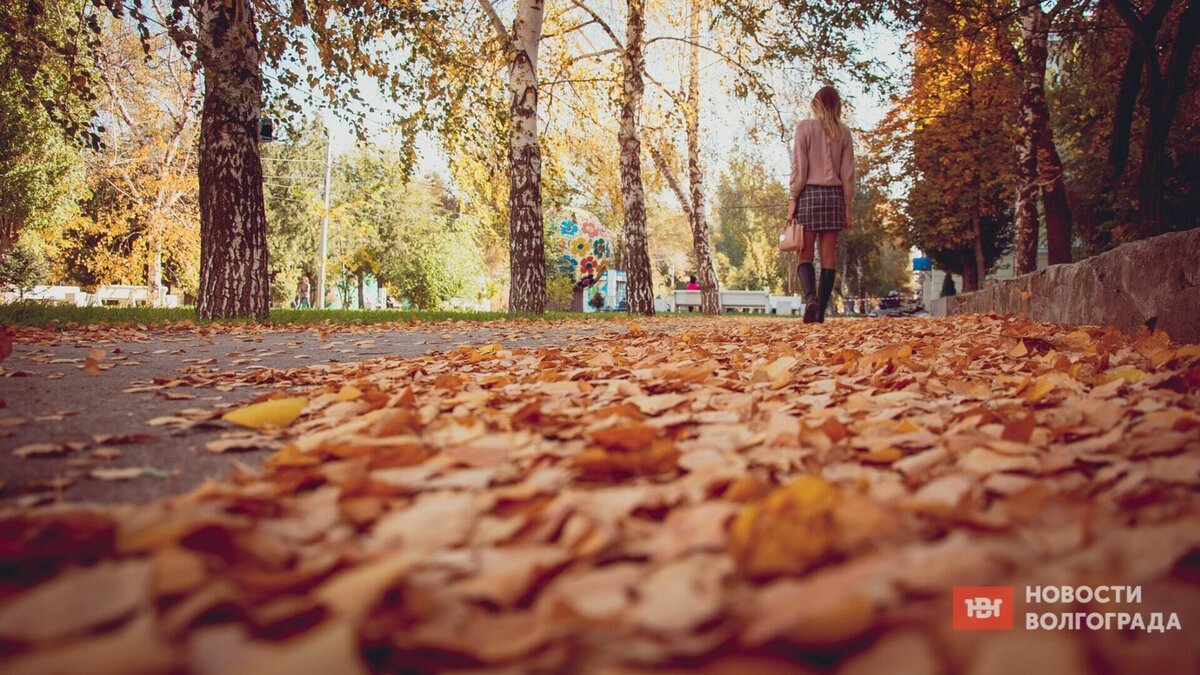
{"left": 505, "top": 0, "right": 547, "bottom": 313}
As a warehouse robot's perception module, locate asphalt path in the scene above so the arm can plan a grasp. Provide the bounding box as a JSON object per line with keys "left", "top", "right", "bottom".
{"left": 0, "top": 325, "right": 579, "bottom": 505}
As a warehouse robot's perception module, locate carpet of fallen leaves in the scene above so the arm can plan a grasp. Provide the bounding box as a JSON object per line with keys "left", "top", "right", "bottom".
{"left": 2, "top": 314, "right": 1199, "bottom": 674}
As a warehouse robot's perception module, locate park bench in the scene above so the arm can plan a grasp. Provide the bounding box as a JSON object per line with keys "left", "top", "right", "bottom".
{"left": 671, "top": 289, "right": 774, "bottom": 313}
{"left": 720, "top": 290, "right": 770, "bottom": 313}
{"left": 771, "top": 296, "right": 805, "bottom": 315}
{"left": 671, "top": 289, "right": 702, "bottom": 312}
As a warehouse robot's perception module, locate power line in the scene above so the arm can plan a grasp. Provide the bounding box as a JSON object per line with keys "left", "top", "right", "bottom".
{"left": 262, "top": 156, "right": 326, "bottom": 164}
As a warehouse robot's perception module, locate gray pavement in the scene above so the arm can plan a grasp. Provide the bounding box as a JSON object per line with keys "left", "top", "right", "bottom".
{"left": 0, "top": 325, "right": 580, "bottom": 505}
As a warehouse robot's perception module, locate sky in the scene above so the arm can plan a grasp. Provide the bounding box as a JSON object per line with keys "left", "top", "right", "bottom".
{"left": 307, "top": 11, "right": 910, "bottom": 207}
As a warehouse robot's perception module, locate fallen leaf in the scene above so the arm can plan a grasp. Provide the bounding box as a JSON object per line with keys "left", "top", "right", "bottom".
{"left": 0, "top": 560, "right": 151, "bottom": 642}
{"left": 13, "top": 442, "right": 69, "bottom": 458}
{"left": 222, "top": 397, "right": 308, "bottom": 429}
{"left": 83, "top": 348, "right": 106, "bottom": 375}
{"left": 729, "top": 476, "right": 841, "bottom": 578}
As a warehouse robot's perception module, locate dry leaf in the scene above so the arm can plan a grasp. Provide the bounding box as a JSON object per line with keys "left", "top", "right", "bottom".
{"left": 729, "top": 476, "right": 841, "bottom": 578}
{"left": 13, "top": 442, "right": 69, "bottom": 458}
{"left": 222, "top": 397, "right": 308, "bottom": 429}
{"left": 0, "top": 560, "right": 151, "bottom": 642}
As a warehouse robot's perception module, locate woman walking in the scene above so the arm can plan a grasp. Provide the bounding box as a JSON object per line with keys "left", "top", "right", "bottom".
{"left": 787, "top": 86, "right": 854, "bottom": 323}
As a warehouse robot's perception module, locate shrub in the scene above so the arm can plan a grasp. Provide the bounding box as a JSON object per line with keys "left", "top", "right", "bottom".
{"left": 0, "top": 241, "right": 48, "bottom": 300}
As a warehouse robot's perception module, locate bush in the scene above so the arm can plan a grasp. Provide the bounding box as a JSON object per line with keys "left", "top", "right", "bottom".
{"left": 546, "top": 274, "right": 574, "bottom": 312}
{"left": 0, "top": 241, "right": 48, "bottom": 300}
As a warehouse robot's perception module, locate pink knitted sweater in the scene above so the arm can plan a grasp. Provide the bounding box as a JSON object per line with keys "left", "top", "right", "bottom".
{"left": 789, "top": 118, "right": 855, "bottom": 210}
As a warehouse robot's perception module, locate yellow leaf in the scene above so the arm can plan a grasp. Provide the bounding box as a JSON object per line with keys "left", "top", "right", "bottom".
{"left": 1099, "top": 366, "right": 1148, "bottom": 385}
{"left": 222, "top": 397, "right": 308, "bottom": 429}
{"left": 729, "top": 476, "right": 841, "bottom": 578}
{"left": 1008, "top": 340, "right": 1028, "bottom": 358}
{"left": 265, "top": 443, "right": 320, "bottom": 467}
{"left": 335, "top": 385, "right": 363, "bottom": 402}
{"left": 1023, "top": 377, "right": 1056, "bottom": 403}
{"left": 861, "top": 447, "right": 903, "bottom": 464}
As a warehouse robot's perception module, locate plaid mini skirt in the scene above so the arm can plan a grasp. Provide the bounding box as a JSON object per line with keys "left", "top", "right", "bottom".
{"left": 795, "top": 184, "right": 846, "bottom": 232}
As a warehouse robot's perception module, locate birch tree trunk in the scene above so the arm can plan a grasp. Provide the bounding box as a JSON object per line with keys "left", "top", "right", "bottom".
{"left": 618, "top": 0, "right": 653, "bottom": 315}
{"left": 685, "top": 1, "right": 720, "bottom": 314}
{"left": 506, "top": 0, "right": 547, "bottom": 313}
{"left": 195, "top": 0, "right": 269, "bottom": 320}
{"left": 1011, "top": 1, "right": 1044, "bottom": 277}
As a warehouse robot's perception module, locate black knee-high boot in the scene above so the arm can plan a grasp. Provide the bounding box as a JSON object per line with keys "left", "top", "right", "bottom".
{"left": 817, "top": 268, "right": 836, "bottom": 322}
{"left": 798, "top": 262, "right": 818, "bottom": 323}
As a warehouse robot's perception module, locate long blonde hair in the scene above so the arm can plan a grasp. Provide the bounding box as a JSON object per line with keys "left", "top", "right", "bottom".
{"left": 810, "top": 86, "right": 847, "bottom": 142}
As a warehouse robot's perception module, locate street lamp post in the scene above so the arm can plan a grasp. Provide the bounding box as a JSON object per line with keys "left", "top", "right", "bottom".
{"left": 316, "top": 129, "right": 332, "bottom": 308}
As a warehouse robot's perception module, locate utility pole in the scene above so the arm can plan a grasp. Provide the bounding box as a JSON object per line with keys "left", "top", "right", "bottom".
{"left": 316, "top": 129, "right": 332, "bottom": 309}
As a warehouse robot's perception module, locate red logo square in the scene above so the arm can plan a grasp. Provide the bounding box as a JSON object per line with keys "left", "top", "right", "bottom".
{"left": 953, "top": 586, "right": 1014, "bottom": 630}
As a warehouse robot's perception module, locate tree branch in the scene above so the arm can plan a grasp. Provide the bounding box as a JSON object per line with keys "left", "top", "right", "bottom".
{"left": 567, "top": 0, "right": 625, "bottom": 53}
{"left": 476, "top": 0, "right": 512, "bottom": 46}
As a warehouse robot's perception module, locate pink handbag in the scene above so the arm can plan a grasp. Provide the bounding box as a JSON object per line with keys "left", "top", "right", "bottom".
{"left": 779, "top": 219, "right": 803, "bottom": 251}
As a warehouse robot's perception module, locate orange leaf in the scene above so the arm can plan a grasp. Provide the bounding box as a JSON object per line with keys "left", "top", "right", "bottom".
{"left": 589, "top": 423, "right": 657, "bottom": 451}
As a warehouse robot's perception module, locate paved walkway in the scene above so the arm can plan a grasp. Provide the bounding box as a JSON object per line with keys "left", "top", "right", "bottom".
{"left": 0, "top": 324, "right": 585, "bottom": 504}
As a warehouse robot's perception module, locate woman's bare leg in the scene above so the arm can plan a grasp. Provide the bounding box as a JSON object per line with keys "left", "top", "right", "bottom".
{"left": 799, "top": 231, "right": 818, "bottom": 264}
{"left": 818, "top": 231, "right": 838, "bottom": 268}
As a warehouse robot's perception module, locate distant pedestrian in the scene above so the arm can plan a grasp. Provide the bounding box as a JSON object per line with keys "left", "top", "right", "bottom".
{"left": 295, "top": 275, "right": 311, "bottom": 309}
{"left": 788, "top": 85, "right": 854, "bottom": 324}
{"left": 686, "top": 275, "right": 700, "bottom": 291}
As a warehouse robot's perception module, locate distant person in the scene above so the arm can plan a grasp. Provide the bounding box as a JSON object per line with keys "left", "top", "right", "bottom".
{"left": 788, "top": 85, "right": 854, "bottom": 323}
{"left": 686, "top": 275, "right": 700, "bottom": 291}
{"left": 295, "top": 275, "right": 311, "bottom": 309}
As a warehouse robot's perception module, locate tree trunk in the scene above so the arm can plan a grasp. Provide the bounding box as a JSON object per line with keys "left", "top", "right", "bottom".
{"left": 618, "top": 0, "right": 653, "bottom": 316}
{"left": 1140, "top": 0, "right": 1199, "bottom": 235}
{"left": 195, "top": 0, "right": 270, "bottom": 320}
{"left": 970, "top": 214, "right": 985, "bottom": 291}
{"left": 961, "top": 250, "right": 979, "bottom": 293}
{"left": 506, "top": 0, "right": 546, "bottom": 313}
{"left": 1012, "top": 1, "right": 1045, "bottom": 277}
{"left": 685, "top": 1, "right": 720, "bottom": 314}
{"left": 1109, "top": 0, "right": 1198, "bottom": 236}
{"left": 1030, "top": 10, "right": 1073, "bottom": 265}
{"left": 1038, "top": 120, "right": 1073, "bottom": 264}
{"left": 356, "top": 270, "right": 365, "bottom": 309}
{"left": 148, "top": 238, "right": 164, "bottom": 307}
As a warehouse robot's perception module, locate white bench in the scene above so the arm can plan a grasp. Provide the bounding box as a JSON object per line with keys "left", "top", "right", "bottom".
{"left": 720, "top": 290, "right": 770, "bottom": 313}
{"left": 672, "top": 290, "right": 702, "bottom": 312}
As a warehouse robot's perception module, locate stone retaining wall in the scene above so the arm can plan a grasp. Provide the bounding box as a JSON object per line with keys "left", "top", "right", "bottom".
{"left": 930, "top": 229, "right": 1200, "bottom": 344}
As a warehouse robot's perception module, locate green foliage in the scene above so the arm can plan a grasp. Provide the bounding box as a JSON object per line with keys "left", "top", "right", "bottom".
{"left": 264, "top": 118, "right": 326, "bottom": 289}
{"left": 715, "top": 153, "right": 789, "bottom": 291}
{"left": 0, "top": 239, "right": 49, "bottom": 298}
{"left": 384, "top": 217, "right": 484, "bottom": 310}
{"left": 0, "top": 0, "right": 87, "bottom": 250}
{"left": 837, "top": 173, "right": 912, "bottom": 299}
{"left": 0, "top": 0, "right": 102, "bottom": 147}
{"left": 589, "top": 291, "right": 605, "bottom": 310}
{"left": 545, "top": 274, "right": 575, "bottom": 312}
